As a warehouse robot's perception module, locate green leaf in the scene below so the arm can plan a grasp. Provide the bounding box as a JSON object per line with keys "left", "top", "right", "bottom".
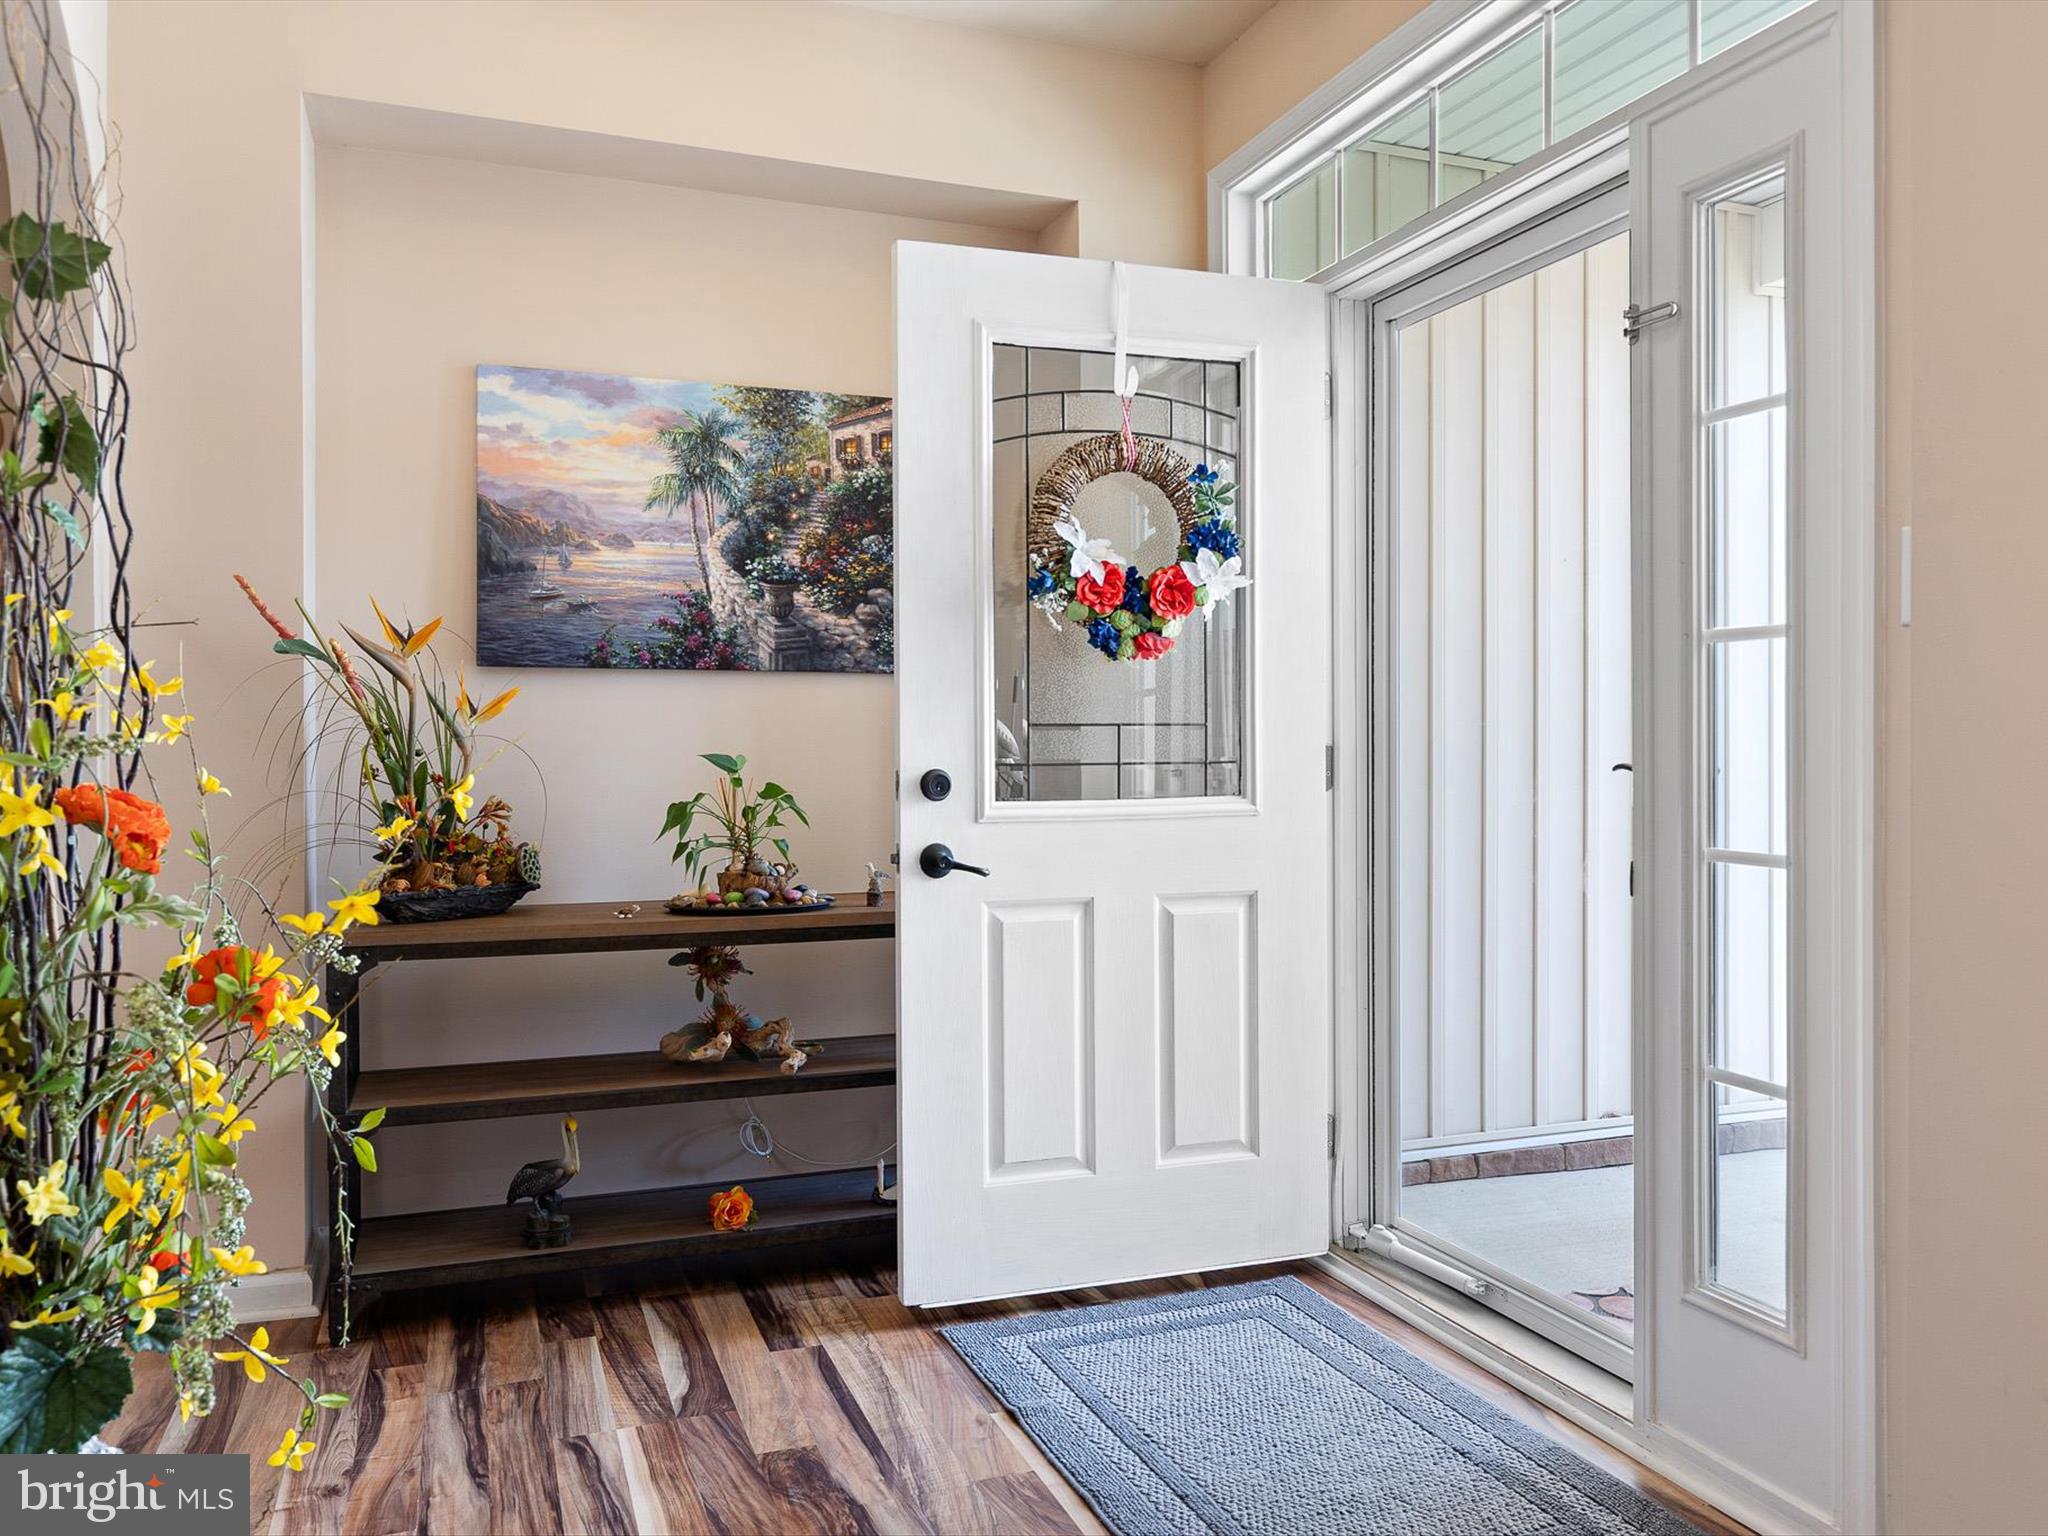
{"left": 272, "top": 636, "right": 330, "bottom": 663}
{"left": 0, "top": 1328, "right": 132, "bottom": 1453}
{"left": 313, "top": 1392, "right": 350, "bottom": 1410}
{"left": 43, "top": 501, "right": 82, "bottom": 547}
{"left": 33, "top": 394, "right": 100, "bottom": 496}
{"left": 701, "top": 752, "right": 743, "bottom": 774}
{"left": 0, "top": 215, "right": 112, "bottom": 302}
{"left": 356, "top": 1106, "right": 386, "bottom": 1132}
{"left": 195, "top": 1131, "right": 236, "bottom": 1166}
{"left": 351, "top": 1135, "right": 378, "bottom": 1172}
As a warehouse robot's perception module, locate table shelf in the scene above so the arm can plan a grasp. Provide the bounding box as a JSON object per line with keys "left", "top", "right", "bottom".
{"left": 324, "top": 892, "right": 894, "bottom": 1340}
{"left": 351, "top": 1033, "right": 896, "bottom": 1126}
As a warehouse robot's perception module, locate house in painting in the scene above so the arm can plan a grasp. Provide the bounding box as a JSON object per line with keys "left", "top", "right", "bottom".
{"left": 828, "top": 400, "right": 893, "bottom": 478}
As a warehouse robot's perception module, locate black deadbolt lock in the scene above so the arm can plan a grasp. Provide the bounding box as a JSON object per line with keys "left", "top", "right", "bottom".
{"left": 919, "top": 768, "right": 953, "bottom": 802}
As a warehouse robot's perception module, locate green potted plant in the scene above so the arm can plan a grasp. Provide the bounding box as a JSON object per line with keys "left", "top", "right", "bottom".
{"left": 660, "top": 753, "right": 808, "bottom": 900}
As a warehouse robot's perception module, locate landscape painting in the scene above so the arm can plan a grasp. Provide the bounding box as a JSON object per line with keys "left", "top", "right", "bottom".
{"left": 475, "top": 364, "right": 894, "bottom": 671}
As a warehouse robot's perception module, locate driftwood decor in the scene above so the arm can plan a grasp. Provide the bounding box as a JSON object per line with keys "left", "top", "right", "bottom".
{"left": 659, "top": 945, "right": 816, "bottom": 1075}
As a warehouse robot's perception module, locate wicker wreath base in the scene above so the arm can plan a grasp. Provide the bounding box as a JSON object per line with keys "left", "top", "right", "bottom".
{"left": 1027, "top": 433, "right": 1199, "bottom": 568}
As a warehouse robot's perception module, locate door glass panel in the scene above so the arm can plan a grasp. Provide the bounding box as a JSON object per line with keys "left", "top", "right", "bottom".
{"left": 1710, "top": 1084, "right": 1788, "bottom": 1314}
{"left": 1710, "top": 860, "right": 1787, "bottom": 1082}
{"left": 1341, "top": 99, "right": 1431, "bottom": 257}
{"left": 1392, "top": 231, "right": 1635, "bottom": 1335}
{"left": 1709, "top": 408, "right": 1786, "bottom": 628}
{"left": 1698, "top": 165, "right": 1792, "bottom": 1321}
{"left": 991, "top": 344, "right": 1246, "bottom": 803}
{"left": 1438, "top": 25, "right": 1544, "bottom": 200}
{"left": 1553, "top": 0, "right": 1690, "bottom": 143}
{"left": 1710, "top": 638, "right": 1786, "bottom": 855}
{"left": 1269, "top": 162, "right": 1335, "bottom": 281}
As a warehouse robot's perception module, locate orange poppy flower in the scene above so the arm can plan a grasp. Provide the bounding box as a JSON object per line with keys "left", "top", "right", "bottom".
{"left": 185, "top": 947, "right": 285, "bottom": 1038}
{"left": 52, "top": 783, "right": 171, "bottom": 875}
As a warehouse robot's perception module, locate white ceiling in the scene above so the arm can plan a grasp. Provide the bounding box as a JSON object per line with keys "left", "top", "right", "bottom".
{"left": 847, "top": 0, "right": 1277, "bottom": 67}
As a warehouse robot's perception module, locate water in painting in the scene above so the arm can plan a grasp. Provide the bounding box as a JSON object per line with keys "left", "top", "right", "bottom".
{"left": 475, "top": 364, "right": 894, "bottom": 671}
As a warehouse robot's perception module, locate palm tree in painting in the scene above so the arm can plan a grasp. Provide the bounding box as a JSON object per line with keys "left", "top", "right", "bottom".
{"left": 647, "top": 407, "right": 744, "bottom": 598}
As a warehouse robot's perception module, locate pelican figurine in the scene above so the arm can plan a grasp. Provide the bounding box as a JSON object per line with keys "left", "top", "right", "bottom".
{"left": 506, "top": 1115, "right": 581, "bottom": 1247}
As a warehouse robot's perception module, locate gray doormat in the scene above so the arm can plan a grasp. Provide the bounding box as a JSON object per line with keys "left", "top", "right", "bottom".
{"left": 943, "top": 1276, "right": 1704, "bottom": 1536}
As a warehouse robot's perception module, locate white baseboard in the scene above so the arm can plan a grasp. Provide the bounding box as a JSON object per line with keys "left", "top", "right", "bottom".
{"left": 227, "top": 1265, "right": 321, "bottom": 1323}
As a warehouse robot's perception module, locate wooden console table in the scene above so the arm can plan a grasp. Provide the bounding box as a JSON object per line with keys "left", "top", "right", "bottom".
{"left": 323, "top": 895, "right": 895, "bottom": 1341}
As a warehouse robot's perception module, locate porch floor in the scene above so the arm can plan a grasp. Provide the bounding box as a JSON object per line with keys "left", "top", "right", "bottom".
{"left": 1400, "top": 1149, "right": 1787, "bottom": 1319}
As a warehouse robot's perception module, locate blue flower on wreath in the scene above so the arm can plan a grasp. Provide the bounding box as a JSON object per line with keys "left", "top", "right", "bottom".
{"left": 1027, "top": 565, "right": 1059, "bottom": 599}
{"left": 1190, "top": 463, "right": 1222, "bottom": 487}
{"left": 1119, "top": 564, "right": 1150, "bottom": 620}
{"left": 1186, "top": 518, "right": 1240, "bottom": 561}
{"left": 1086, "top": 616, "right": 1122, "bottom": 658}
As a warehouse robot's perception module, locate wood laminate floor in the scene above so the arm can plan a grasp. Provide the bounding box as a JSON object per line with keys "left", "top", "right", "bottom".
{"left": 104, "top": 1254, "right": 1749, "bottom": 1535}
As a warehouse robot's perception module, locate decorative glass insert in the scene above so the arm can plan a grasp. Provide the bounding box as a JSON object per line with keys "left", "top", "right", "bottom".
{"left": 1699, "top": 166, "right": 1792, "bottom": 1320}
{"left": 992, "top": 345, "right": 1246, "bottom": 803}
{"left": 1701, "top": 0, "right": 1811, "bottom": 60}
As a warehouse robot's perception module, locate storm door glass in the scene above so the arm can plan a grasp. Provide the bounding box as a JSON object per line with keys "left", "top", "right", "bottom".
{"left": 991, "top": 345, "right": 1246, "bottom": 802}
{"left": 1699, "top": 167, "right": 1791, "bottom": 1319}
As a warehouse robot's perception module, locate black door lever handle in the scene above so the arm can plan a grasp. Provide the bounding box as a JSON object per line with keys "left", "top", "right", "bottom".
{"left": 920, "top": 843, "right": 990, "bottom": 879}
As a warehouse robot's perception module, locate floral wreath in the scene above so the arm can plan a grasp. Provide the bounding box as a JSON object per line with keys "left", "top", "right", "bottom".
{"left": 1023, "top": 433, "right": 1250, "bottom": 663}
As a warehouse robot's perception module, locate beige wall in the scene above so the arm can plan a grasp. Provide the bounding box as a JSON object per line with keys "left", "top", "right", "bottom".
{"left": 1878, "top": 4, "right": 2048, "bottom": 1530}
{"left": 1201, "top": 0, "right": 1433, "bottom": 171}
{"left": 106, "top": 0, "right": 1205, "bottom": 1278}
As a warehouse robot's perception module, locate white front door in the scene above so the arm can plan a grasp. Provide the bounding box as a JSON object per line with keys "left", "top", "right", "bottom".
{"left": 1633, "top": 10, "right": 1872, "bottom": 1529}
{"left": 894, "top": 242, "right": 1332, "bottom": 1307}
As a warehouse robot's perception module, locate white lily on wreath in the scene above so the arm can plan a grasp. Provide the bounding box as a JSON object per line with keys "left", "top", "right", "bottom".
{"left": 1181, "top": 545, "right": 1251, "bottom": 621}
{"left": 1052, "top": 513, "right": 1122, "bottom": 581}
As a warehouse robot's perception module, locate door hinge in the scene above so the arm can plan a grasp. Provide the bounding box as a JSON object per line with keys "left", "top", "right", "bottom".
{"left": 1327, "top": 1113, "right": 1337, "bottom": 1159}
{"left": 1323, "top": 371, "right": 1333, "bottom": 420}
{"left": 1622, "top": 300, "right": 1680, "bottom": 343}
{"left": 1325, "top": 744, "right": 1335, "bottom": 790}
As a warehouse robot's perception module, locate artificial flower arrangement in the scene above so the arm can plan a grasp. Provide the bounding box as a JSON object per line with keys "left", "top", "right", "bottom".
{"left": 708, "top": 1184, "right": 755, "bottom": 1232}
{"left": 0, "top": 17, "right": 388, "bottom": 1463}
{"left": 660, "top": 752, "right": 832, "bottom": 910}
{"left": 1026, "top": 461, "right": 1250, "bottom": 663}
{"left": 235, "top": 579, "right": 541, "bottom": 921}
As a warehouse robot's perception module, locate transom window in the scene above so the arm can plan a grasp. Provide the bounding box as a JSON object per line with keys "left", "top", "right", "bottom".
{"left": 1261, "top": 0, "right": 1811, "bottom": 280}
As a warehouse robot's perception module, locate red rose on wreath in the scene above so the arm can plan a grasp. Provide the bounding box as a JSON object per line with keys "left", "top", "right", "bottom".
{"left": 1134, "top": 632, "right": 1175, "bottom": 660}
{"left": 1147, "top": 565, "right": 1198, "bottom": 620}
{"left": 1074, "top": 563, "right": 1126, "bottom": 614}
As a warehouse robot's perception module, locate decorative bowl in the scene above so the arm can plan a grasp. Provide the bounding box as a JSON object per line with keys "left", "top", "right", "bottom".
{"left": 376, "top": 881, "right": 538, "bottom": 924}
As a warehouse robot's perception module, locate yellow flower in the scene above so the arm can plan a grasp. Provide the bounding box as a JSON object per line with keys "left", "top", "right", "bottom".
{"left": 157, "top": 713, "right": 194, "bottom": 744}
{"left": 17, "top": 827, "right": 64, "bottom": 884}
{"left": 327, "top": 887, "right": 380, "bottom": 933}
{"left": 210, "top": 1245, "right": 267, "bottom": 1277}
{"left": 0, "top": 778, "right": 54, "bottom": 837}
{"left": 177, "top": 1394, "right": 196, "bottom": 1423}
{"left": 44, "top": 608, "right": 71, "bottom": 645}
{"left": 459, "top": 669, "right": 519, "bottom": 725}
{"left": 209, "top": 1102, "right": 255, "bottom": 1143}
{"left": 196, "top": 768, "right": 230, "bottom": 797}
{"left": 165, "top": 933, "right": 202, "bottom": 974}
{"left": 216, "top": 1325, "right": 287, "bottom": 1382}
{"left": 268, "top": 1427, "right": 315, "bottom": 1472}
{"left": 0, "top": 1231, "right": 34, "bottom": 1278}
{"left": 9, "top": 1305, "right": 81, "bottom": 1331}
{"left": 276, "top": 981, "right": 329, "bottom": 1032}
{"left": 369, "top": 595, "right": 442, "bottom": 658}
{"left": 3, "top": 592, "right": 22, "bottom": 607}
{"left": 447, "top": 774, "right": 475, "bottom": 822}
{"left": 102, "top": 1165, "right": 147, "bottom": 1233}
{"left": 16, "top": 1161, "right": 78, "bottom": 1225}
{"left": 276, "top": 911, "right": 325, "bottom": 937}
{"left": 371, "top": 814, "right": 414, "bottom": 845}
{"left": 0, "top": 1087, "right": 26, "bottom": 1139}
{"left": 315, "top": 1025, "right": 346, "bottom": 1069}
{"left": 135, "top": 661, "right": 182, "bottom": 698}
{"left": 78, "top": 639, "right": 122, "bottom": 673}
{"left": 130, "top": 1265, "right": 180, "bottom": 1334}
{"left": 36, "top": 690, "right": 89, "bottom": 726}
